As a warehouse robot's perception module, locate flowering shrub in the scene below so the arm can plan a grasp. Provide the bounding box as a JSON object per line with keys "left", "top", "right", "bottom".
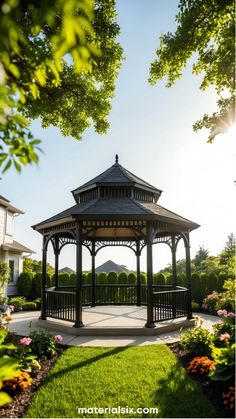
{"left": 29, "top": 330, "right": 63, "bottom": 359}
{"left": 2, "top": 371, "right": 32, "bottom": 393}
{"left": 202, "top": 291, "right": 219, "bottom": 314}
{"left": 187, "top": 356, "right": 216, "bottom": 376}
{"left": 216, "top": 280, "right": 235, "bottom": 312}
{"left": 180, "top": 318, "right": 214, "bottom": 357}
{"left": 222, "top": 386, "right": 235, "bottom": 411}
{"left": 213, "top": 309, "right": 235, "bottom": 346}
{"left": 19, "top": 337, "right": 32, "bottom": 346}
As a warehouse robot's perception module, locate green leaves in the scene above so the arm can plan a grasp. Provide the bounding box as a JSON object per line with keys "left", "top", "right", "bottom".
{"left": 149, "top": 0, "right": 235, "bottom": 142}
{"left": 0, "top": 0, "right": 123, "bottom": 174}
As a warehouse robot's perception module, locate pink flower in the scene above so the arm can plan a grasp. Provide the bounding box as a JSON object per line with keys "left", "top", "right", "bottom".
{"left": 217, "top": 309, "right": 228, "bottom": 317}
{"left": 226, "top": 312, "right": 235, "bottom": 318}
{"left": 220, "top": 333, "right": 230, "bottom": 341}
{"left": 55, "top": 335, "right": 63, "bottom": 342}
{"left": 19, "top": 337, "right": 32, "bottom": 346}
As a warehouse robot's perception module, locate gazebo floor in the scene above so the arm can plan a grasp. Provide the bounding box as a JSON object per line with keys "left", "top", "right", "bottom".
{"left": 39, "top": 305, "right": 194, "bottom": 336}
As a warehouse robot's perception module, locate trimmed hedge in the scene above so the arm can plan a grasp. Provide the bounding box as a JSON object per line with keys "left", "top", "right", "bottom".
{"left": 207, "top": 272, "right": 218, "bottom": 295}
{"left": 22, "top": 302, "right": 37, "bottom": 310}
{"left": 17, "top": 272, "right": 33, "bottom": 299}
{"left": 97, "top": 272, "right": 107, "bottom": 284}
{"left": 58, "top": 272, "right": 70, "bottom": 286}
{"left": 128, "top": 272, "right": 136, "bottom": 284}
{"left": 191, "top": 273, "right": 201, "bottom": 303}
{"left": 107, "top": 271, "right": 118, "bottom": 284}
{"left": 118, "top": 272, "right": 128, "bottom": 284}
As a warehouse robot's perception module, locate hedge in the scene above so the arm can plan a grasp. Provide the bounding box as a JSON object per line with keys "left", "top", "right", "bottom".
{"left": 191, "top": 273, "right": 201, "bottom": 303}
{"left": 97, "top": 272, "right": 107, "bottom": 284}
{"left": 127, "top": 272, "right": 136, "bottom": 284}
{"left": 118, "top": 272, "right": 128, "bottom": 284}
{"left": 207, "top": 272, "right": 218, "bottom": 295}
{"left": 17, "top": 272, "right": 33, "bottom": 299}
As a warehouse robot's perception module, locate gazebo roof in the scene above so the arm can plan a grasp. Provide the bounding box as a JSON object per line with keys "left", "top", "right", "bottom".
{"left": 33, "top": 157, "right": 199, "bottom": 234}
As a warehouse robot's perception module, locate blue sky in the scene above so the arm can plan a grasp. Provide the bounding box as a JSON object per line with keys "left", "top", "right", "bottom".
{"left": 2, "top": 0, "right": 235, "bottom": 272}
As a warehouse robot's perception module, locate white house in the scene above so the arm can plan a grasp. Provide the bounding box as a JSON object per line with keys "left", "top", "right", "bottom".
{"left": 0, "top": 195, "right": 34, "bottom": 296}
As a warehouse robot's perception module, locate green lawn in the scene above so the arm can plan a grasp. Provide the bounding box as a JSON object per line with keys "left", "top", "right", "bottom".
{"left": 25, "top": 345, "right": 217, "bottom": 418}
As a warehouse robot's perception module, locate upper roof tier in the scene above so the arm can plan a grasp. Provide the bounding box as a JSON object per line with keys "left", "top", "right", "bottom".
{"left": 72, "top": 155, "right": 162, "bottom": 204}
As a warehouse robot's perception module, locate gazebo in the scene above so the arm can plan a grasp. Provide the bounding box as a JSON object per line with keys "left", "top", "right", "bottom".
{"left": 33, "top": 156, "right": 199, "bottom": 328}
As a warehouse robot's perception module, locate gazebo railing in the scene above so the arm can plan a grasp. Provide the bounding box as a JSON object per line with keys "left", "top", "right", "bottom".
{"left": 45, "top": 285, "right": 189, "bottom": 323}
{"left": 153, "top": 286, "right": 189, "bottom": 322}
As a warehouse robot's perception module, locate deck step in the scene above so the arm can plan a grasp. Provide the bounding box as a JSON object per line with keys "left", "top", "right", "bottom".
{"left": 38, "top": 318, "right": 194, "bottom": 336}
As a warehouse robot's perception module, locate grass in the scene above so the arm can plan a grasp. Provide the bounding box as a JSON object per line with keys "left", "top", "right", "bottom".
{"left": 25, "top": 345, "right": 217, "bottom": 418}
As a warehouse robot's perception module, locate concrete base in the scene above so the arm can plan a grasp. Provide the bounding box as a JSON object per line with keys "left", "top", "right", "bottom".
{"left": 38, "top": 318, "right": 194, "bottom": 336}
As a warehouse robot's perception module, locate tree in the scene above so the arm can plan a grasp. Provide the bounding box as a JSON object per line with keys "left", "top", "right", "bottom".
{"left": 219, "top": 233, "right": 236, "bottom": 268}
{"left": 0, "top": 0, "right": 122, "bottom": 173}
{"left": 194, "top": 246, "right": 209, "bottom": 267}
{"left": 149, "top": 0, "right": 235, "bottom": 142}
{"left": 23, "top": 258, "right": 54, "bottom": 277}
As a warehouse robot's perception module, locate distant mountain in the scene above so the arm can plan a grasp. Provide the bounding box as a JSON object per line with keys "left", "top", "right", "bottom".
{"left": 95, "top": 260, "right": 130, "bottom": 273}
{"left": 59, "top": 267, "right": 75, "bottom": 274}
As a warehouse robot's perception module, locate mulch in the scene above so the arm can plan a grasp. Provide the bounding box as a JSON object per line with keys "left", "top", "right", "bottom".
{"left": 0, "top": 348, "right": 64, "bottom": 419}
{"left": 168, "top": 342, "right": 235, "bottom": 418}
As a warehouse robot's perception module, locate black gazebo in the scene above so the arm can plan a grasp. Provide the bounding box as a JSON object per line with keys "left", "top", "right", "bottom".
{"left": 33, "top": 156, "right": 199, "bottom": 328}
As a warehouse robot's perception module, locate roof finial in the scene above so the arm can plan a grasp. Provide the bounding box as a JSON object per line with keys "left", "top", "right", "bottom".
{"left": 115, "top": 154, "right": 119, "bottom": 164}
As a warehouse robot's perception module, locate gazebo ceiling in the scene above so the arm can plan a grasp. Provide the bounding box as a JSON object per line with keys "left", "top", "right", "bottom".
{"left": 32, "top": 156, "right": 199, "bottom": 236}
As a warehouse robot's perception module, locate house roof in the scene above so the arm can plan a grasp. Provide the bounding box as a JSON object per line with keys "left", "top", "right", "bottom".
{"left": 0, "top": 196, "right": 24, "bottom": 214}
{"left": 95, "top": 260, "right": 130, "bottom": 273}
{"left": 2, "top": 240, "right": 34, "bottom": 254}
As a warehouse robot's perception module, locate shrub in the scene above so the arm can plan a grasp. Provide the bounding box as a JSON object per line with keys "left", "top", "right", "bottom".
{"left": 86, "top": 272, "right": 92, "bottom": 285}
{"left": 213, "top": 310, "right": 235, "bottom": 346}
{"left": 187, "top": 356, "right": 216, "bottom": 376}
{"left": 155, "top": 273, "right": 166, "bottom": 285}
{"left": 9, "top": 296, "right": 26, "bottom": 311}
{"left": 180, "top": 319, "right": 214, "bottom": 356}
{"left": 140, "top": 273, "right": 146, "bottom": 284}
{"left": 17, "top": 272, "right": 33, "bottom": 299}
{"left": 2, "top": 371, "right": 32, "bottom": 392}
{"left": 191, "top": 301, "right": 200, "bottom": 311}
{"left": 69, "top": 273, "right": 76, "bottom": 286}
{"left": 177, "top": 274, "right": 184, "bottom": 287}
{"left": 33, "top": 298, "right": 41, "bottom": 309}
{"left": 200, "top": 272, "right": 207, "bottom": 300}
{"left": 127, "top": 272, "right": 136, "bottom": 284}
{"left": 207, "top": 272, "right": 218, "bottom": 295}
{"left": 118, "top": 272, "right": 128, "bottom": 284}
{"left": 202, "top": 291, "right": 220, "bottom": 314}
{"left": 222, "top": 386, "right": 235, "bottom": 411}
{"left": 22, "top": 302, "right": 37, "bottom": 311}
{"left": 0, "top": 262, "right": 10, "bottom": 296}
{"left": 29, "top": 330, "right": 57, "bottom": 359}
{"left": 97, "top": 272, "right": 107, "bottom": 284}
{"left": 58, "top": 272, "right": 70, "bottom": 286}
{"left": 107, "top": 271, "right": 118, "bottom": 284}
{"left": 216, "top": 279, "right": 235, "bottom": 312}
{"left": 165, "top": 273, "right": 172, "bottom": 286}
{"left": 218, "top": 272, "right": 228, "bottom": 293}
{"left": 209, "top": 343, "right": 236, "bottom": 382}
{"left": 191, "top": 272, "right": 201, "bottom": 303}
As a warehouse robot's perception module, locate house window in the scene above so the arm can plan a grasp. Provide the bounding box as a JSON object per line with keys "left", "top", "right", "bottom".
{"left": 9, "top": 260, "right": 14, "bottom": 283}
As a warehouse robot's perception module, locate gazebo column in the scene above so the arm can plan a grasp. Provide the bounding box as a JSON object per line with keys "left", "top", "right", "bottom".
{"left": 91, "top": 241, "right": 96, "bottom": 307}
{"left": 185, "top": 233, "right": 193, "bottom": 319}
{"left": 171, "top": 235, "right": 177, "bottom": 317}
{"left": 54, "top": 238, "right": 59, "bottom": 289}
{"left": 145, "top": 222, "right": 155, "bottom": 328}
{"left": 40, "top": 236, "right": 47, "bottom": 320}
{"left": 136, "top": 240, "right": 141, "bottom": 306}
{"left": 74, "top": 221, "right": 84, "bottom": 328}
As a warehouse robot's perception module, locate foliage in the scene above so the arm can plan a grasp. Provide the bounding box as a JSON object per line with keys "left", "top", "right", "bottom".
{"left": 191, "top": 272, "right": 201, "bottom": 303}
{"left": 191, "top": 300, "right": 200, "bottom": 311}
{"left": 9, "top": 296, "right": 26, "bottom": 311}
{"left": 0, "top": 0, "right": 122, "bottom": 173}
{"left": 107, "top": 271, "right": 117, "bottom": 284}
{"left": 156, "top": 273, "right": 166, "bottom": 285}
{"left": 180, "top": 318, "right": 214, "bottom": 356}
{"left": 31, "top": 273, "right": 50, "bottom": 299}
{"left": 69, "top": 273, "right": 76, "bottom": 286}
{"left": 222, "top": 385, "right": 235, "bottom": 411}
{"left": 17, "top": 272, "right": 33, "bottom": 299}
{"left": 23, "top": 258, "right": 54, "bottom": 277}
{"left": 2, "top": 371, "right": 32, "bottom": 392}
{"left": 118, "top": 272, "right": 128, "bottom": 284}
{"left": 58, "top": 272, "right": 70, "bottom": 286}
{"left": 127, "top": 272, "right": 136, "bottom": 284}
{"left": 97, "top": 272, "right": 107, "bottom": 284}
{"left": 22, "top": 302, "right": 37, "bottom": 311}
{"left": 207, "top": 272, "right": 218, "bottom": 295}
{"left": 202, "top": 291, "right": 219, "bottom": 314}
{"left": 33, "top": 298, "right": 42, "bottom": 310}
{"left": 149, "top": 0, "right": 235, "bottom": 142}
{"left": 209, "top": 343, "right": 235, "bottom": 382}
{"left": 187, "top": 356, "right": 216, "bottom": 376}
{"left": 216, "top": 280, "right": 235, "bottom": 312}
{"left": 219, "top": 233, "right": 236, "bottom": 269}
{"left": 0, "top": 262, "right": 10, "bottom": 296}
{"left": 29, "top": 330, "right": 57, "bottom": 359}
{"left": 217, "top": 272, "right": 228, "bottom": 292}
{"left": 140, "top": 273, "right": 146, "bottom": 284}
{"left": 213, "top": 313, "right": 235, "bottom": 347}
{"left": 194, "top": 246, "right": 209, "bottom": 267}
{"left": 25, "top": 345, "right": 217, "bottom": 418}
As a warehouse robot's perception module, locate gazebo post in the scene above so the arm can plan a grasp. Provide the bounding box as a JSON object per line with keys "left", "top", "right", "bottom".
{"left": 54, "top": 237, "right": 59, "bottom": 289}
{"left": 136, "top": 240, "right": 141, "bottom": 306}
{"left": 145, "top": 222, "right": 155, "bottom": 328}
{"left": 74, "top": 221, "right": 84, "bottom": 328}
{"left": 185, "top": 233, "right": 193, "bottom": 319}
{"left": 91, "top": 241, "right": 96, "bottom": 307}
{"left": 171, "top": 235, "right": 177, "bottom": 317}
{"left": 40, "top": 235, "right": 47, "bottom": 320}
